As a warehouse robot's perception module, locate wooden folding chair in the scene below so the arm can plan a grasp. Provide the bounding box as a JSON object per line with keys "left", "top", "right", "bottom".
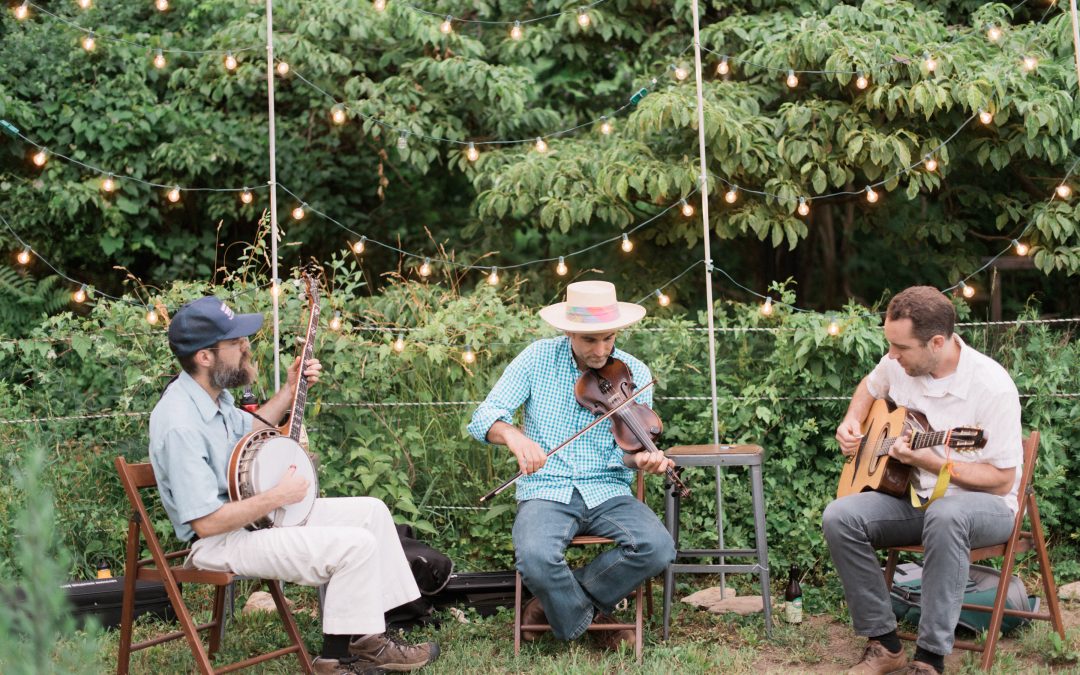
{"left": 513, "top": 472, "right": 653, "bottom": 663}
{"left": 115, "top": 456, "right": 313, "bottom": 674}
{"left": 882, "top": 431, "right": 1065, "bottom": 670}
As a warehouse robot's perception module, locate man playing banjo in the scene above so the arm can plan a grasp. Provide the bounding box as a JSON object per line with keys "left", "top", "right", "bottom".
{"left": 149, "top": 296, "right": 439, "bottom": 674}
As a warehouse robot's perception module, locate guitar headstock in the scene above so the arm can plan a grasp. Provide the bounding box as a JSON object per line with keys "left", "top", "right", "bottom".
{"left": 300, "top": 265, "right": 320, "bottom": 305}
{"left": 947, "top": 426, "right": 987, "bottom": 451}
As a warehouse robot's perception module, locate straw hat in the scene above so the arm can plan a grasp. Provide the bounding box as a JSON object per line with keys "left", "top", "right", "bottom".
{"left": 539, "top": 280, "right": 646, "bottom": 333}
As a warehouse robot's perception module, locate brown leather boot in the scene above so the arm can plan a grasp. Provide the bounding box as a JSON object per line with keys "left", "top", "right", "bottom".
{"left": 845, "top": 640, "right": 907, "bottom": 675}
{"left": 520, "top": 597, "right": 547, "bottom": 642}
{"left": 588, "top": 613, "right": 636, "bottom": 651}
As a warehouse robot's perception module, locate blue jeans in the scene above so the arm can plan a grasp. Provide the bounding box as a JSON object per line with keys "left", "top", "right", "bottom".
{"left": 513, "top": 489, "right": 675, "bottom": 640}
{"left": 822, "top": 490, "right": 1015, "bottom": 655}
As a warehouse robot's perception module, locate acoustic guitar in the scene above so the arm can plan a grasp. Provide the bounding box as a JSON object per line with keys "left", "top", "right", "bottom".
{"left": 836, "top": 399, "right": 986, "bottom": 499}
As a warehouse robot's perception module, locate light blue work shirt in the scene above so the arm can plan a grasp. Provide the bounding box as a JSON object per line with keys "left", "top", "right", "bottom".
{"left": 467, "top": 335, "right": 653, "bottom": 508}
{"left": 149, "top": 371, "right": 252, "bottom": 541}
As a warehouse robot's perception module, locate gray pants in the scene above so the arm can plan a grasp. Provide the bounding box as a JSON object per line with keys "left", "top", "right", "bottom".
{"left": 822, "top": 491, "right": 1014, "bottom": 655}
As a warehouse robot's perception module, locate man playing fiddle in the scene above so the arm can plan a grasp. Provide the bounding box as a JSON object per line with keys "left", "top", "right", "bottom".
{"left": 468, "top": 280, "right": 676, "bottom": 648}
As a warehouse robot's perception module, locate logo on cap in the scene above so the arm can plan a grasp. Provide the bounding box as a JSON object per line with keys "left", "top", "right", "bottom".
{"left": 219, "top": 302, "right": 235, "bottom": 320}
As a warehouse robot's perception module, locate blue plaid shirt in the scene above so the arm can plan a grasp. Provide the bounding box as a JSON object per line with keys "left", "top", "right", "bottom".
{"left": 467, "top": 335, "right": 653, "bottom": 508}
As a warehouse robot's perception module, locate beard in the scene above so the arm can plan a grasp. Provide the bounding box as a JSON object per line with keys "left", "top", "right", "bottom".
{"left": 210, "top": 357, "right": 257, "bottom": 390}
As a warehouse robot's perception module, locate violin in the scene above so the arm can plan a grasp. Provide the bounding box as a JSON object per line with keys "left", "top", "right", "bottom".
{"left": 576, "top": 357, "right": 691, "bottom": 499}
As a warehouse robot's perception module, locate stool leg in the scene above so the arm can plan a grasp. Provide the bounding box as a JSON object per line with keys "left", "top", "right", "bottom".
{"left": 662, "top": 480, "right": 677, "bottom": 641}
{"left": 751, "top": 463, "right": 773, "bottom": 635}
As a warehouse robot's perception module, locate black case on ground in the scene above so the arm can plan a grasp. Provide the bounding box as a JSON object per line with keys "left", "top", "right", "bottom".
{"left": 63, "top": 577, "right": 177, "bottom": 630}
{"left": 433, "top": 571, "right": 520, "bottom": 616}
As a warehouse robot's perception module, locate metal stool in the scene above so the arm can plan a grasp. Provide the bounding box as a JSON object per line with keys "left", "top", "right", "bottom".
{"left": 661, "top": 443, "right": 773, "bottom": 639}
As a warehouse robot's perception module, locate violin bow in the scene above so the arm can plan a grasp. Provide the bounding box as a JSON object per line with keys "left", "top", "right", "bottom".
{"left": 479, "top": 379, "right": 656, "bottom": 503}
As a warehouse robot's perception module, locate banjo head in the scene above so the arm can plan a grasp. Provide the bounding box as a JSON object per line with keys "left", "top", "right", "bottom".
{"left": 235, "top": 435, "right": 318, "bottom": 528}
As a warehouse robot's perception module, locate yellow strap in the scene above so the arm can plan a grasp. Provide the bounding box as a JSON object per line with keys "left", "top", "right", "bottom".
{"left": 909, "top": 462, "right": 952, "bottom": 510}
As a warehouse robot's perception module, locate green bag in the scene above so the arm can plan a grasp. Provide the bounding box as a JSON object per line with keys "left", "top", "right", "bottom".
{"left": 889, "top": 562, "right": 1039, "bottom": 635}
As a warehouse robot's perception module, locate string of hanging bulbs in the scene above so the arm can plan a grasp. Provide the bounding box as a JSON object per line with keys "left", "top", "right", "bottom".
{"left": 374, "top": 0, "right": 610, "bottom": 35}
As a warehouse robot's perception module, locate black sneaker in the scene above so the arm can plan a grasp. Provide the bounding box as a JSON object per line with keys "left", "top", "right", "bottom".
{"left": 349, "top": 632, "right": 440, "bottom": 671}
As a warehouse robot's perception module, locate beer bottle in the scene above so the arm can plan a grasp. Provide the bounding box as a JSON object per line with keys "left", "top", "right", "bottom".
{"left": 96, "top": 560, "right": 112, "bottom": 579}
{"left": 784, "top": 564, "right": 803, "bottom": 624}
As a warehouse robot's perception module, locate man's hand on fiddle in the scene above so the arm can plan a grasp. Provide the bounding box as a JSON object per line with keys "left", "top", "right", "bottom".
{"left": 286, "top": 356, "right": 322, "bottom": 392}
{"left": 508, "top": 433, "right": 548, "bottom": 475}
{"left": 629, "top": 450, "right": 675, "bottom": 475}
{"left": 888, "top": 432, "right": 940, "bottom": 471}
{"left": 835, "top": 416, "right": 864, "bottom": 458}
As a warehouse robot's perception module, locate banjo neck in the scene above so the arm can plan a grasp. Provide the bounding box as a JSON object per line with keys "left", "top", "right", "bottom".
{"left": 282, "top": 272, "right": 320, "bottom": 441}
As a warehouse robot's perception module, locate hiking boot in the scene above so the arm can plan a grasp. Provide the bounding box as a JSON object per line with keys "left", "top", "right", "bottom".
{"left": 845, "top": 640, "right": 907, "bottom": 675}
{"left": 313, "top": 655, "right": 386, "bottom": 674}
{"left": 587, "top": 613, "right": 636, "bottom": 651}
{"left": 348, "top": 632, "right": 439, "bottom": 671}
{"left": 906, "top": 662, "right": 942, "bottom": 675}
{"left": 520, "top": 597, "right": 548, "bottom": 642}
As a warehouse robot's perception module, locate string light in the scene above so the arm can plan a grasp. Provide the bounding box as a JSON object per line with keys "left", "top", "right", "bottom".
{"left": 146, "top": 307, "right": 160, "bottom": 324}
{"left": 82, "top": 33, "right": 96, "bottom": 52}
{"left": 654, "top": 289, "right": 670, "bottom": 306}
{"left": 463, "top": 344, "right": 476, "bottom": 364}
{"left": 760, "top": 297, "right": 774, "bottom": 316}
{"left": 598, "top": 117, "right": 613, "bottom": 135}
{"left": 419, "top": 257, "right": 432, "bottom": 277}
{"left": 556, "top": 256, "right": 568, "bottom": 276}
{"left": 534, "top": 137, "right": 548, "bottom": 153}
{"left": 673, "top": 64, "right": 689, "bottom": 81}
{"left": 276, "top": 61, "right": 290, "bottom": 76}
{"left": 865, "top": 186, "right": 879, "bottom": 203}
{"left": 393, "top": 334, "right": 406, "bottom": 353}
{"left": 224, "top": 52, "right": 238, "bottom": 71}
{"left": 331, "top": 106, "right": 347, "bottom": 125}
{"left": 619, "top": 233, "right": 634, "bottom": 252}
{"left": 1056, "top": 184, "right": 1073, "bottom": 199}
{"left": 239, "top": 188, "right": 253, "bottom": 204}
{"left": 101, "top": 175, "right": 116, "bottom": 193}
{"left": 680, "top": 199, "right": 694, "bottom": 217}
{"left": 855, "top": 72, "right": 869, "bottom": 90}
{"left": 1022, "top": 55, "right": 1038, "bottom": 72}
{"left": 166, "top": 187, "right": 181, "bottom": 203}
{"left": 961, "top": 281, "right": 976, "bottom": 299}
{"left": 923, "top": 155, "right": 938, "bottom": 172}
{"left": 17, "top": 247, "right": 31, "bottom": 266}
{"left": 576, "top": 8, "right": 590, "bottom": 28}
{"left": 397, "top": 132, "right": 409, "bottom": 150}
{"left": 291, "top": 204, "right": 306, "bottom": 220}
{"left": 352, "top": 236, "right": 366, "bottom": 254}
{"left": 78, "top": 0, "right": 92, "bottom": 8}
{"left": 439, "top": 15, "right": 453, "bottom": 34}
{"left": 72, "top": 285, "right": 88, "bottom": 304}
{"left": 979, "top": 109, "right": 993, "bottom": 125}
{"left": 329, "top": 311, "right": 342, "bottom": 331}
{"left": 716, "top": 56, "right": 730, "bottom": 75}
{"left": 827, "top": 317, "right": 841, "bottom": 336}
{"left": 487, "top": 267, "right": 500, "bottom": 285}
{"left": 373, "top": 0, "right": 386, "bottom": 11}
{"left": 465, "top": 142, "right": 479, "bottom": 162}
{"left": 785, "top": 69, "right": 799, "bottom": 88}
{"left": 987, "top": 25, "right": 1003, "bottom": 42}
{"left": 14, "top": 2, "right": 29, "bottom": 20}
{"left": 724, "top": 186, "right": 739, "bottom": 204}
{"left": 797, "top": 197, "right": 810, "bottom": 216}
{"left": 923, "top": 52, "right": 937, "bottom": 73}
{"left": 32, "top": 149, "right": 48, "bottom": 167}
{"left": 153, "top": 49, "right": 167, "bottom": 69}
{"left": 270, "top": 279, "right": 281, "bottom": 298}
{"left": 510, "top": 21, "right": 523, "bottom": 40}
{"left": 155, "top": 0, "right": 168, "bottom": 11}
{"left": 1013, "top": 239, "right": 1030, "bottom": 256}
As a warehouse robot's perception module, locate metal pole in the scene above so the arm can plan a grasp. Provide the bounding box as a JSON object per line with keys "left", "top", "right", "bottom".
{"left": 266, "top": 0, "right": 281, "bottom": 391}
{"left": 1070, "top": 0, "right": 1080, "bottom": 88}
{"left": 689, "top": 0, "right": 726, "bottom": 595}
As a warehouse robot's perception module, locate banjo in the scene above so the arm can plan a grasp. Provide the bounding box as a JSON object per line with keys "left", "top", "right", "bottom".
{"left": 227, "top": 272, "right": 320, "bottom": 530}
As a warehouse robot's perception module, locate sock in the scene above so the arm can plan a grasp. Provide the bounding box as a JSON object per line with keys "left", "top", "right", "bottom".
{"left": 871, "top": 630, "right": 902, "bottom": 653}
{"left": 914, "top": 646, "right": 945, "bottom": 673}
{"left": 321, "top": 633, "right": 352, "bottom": 659}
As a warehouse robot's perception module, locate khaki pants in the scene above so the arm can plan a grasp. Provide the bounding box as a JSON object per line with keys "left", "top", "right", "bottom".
{"left": 189, "top": 496, "right": 420, "bottom": 635}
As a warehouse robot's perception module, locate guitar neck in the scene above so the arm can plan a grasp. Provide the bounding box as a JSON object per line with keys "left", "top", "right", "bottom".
{"left": 286, "top": 279, "right": 319, "bottom": 441}
{"left": 874, "top": 429, "right": 948, "bottom": 456}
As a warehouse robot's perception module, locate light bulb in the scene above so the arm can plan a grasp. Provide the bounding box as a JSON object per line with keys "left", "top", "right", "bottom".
{"left": 681, "top": 199, "right": 694, "bottom": 217}
{"left": 1022, "top": 56, "right": 1038, "bottom": 72}
{"left": 923, "top": 53, "right": 936, "bottom": 73}
{"left": 465, "top": 142, "right": 479, "bottom": 162}
{"left": 14, "top": 2, "right": 29, "bottom": 20}
{"left": 102, "top": 176, "right": 116, "bottom": 193}
{"left": 760, "top": 297, "right": 774, "bottom": 316}
{"left": 419, "top": 258, "right": 432, "bottom": 277}
{"left": 855, "top": 72, "right": 868, "bottom": 90}
{"left": 487, "top": 267, "right": 499, "bottom": 285}
{"left": 987, "top": 25, "right": 1002, "bottom": 43}
{"left": 786, "top": 70, "right": 799, "bottom": 88}
{"left": 153, "top": 50, "right": 166, "bottom": 69}
{"left": 1013, "top": 240, "right": 1029, "bottom": 256}
{"left": 155, "top": 0, "right": 168, "bottom": 11}
{"left": 240, "top": 189, "right": 253, "bottom": 204}
{"left": 82, "top": 34, "right": 96, "bottom": 51}
{"left": 556, "top": 256, "right": 568, "bottom": 276}
{"left": 17, "top": 247, "right": 31, "bottom": 265}
{"left": 292, "top": 204, "right": 306, "bottom": 220}
{"left": 535, "top": 137, "right": 548, "bottom": 153}
{"left": 620, "top": 234, "right": 634, "bottom": 252}
{"left": 440, "top": 15, "right": 453, "bottom": 34}
{"left": 167, "top": 187, "right": 181, "bottom": 203}
{"left": 397, "top": 132, "right": 409, "bottom": 150}
{"left": 865, "top": 186, "right": 878, "bottom": 203}
{"left": 329, "top": 311, "right": 342, "bottom": 331}
{"left": 463, "top": 345, "right": 476, "bottom": 364}
{"left": 716, "top": 57, "right": 730, "bottom": 75}
{"left": 353, "top": 237, "right": 366, "bottom": 254}
{"left": 393, "top": 334, "right": 405, "bottom": 352}
{"left": 674, "top": 65, "right": 689, "bottom": 81}
{"left": 797, "top": 197, "right": 810, "bottom": 216}
{"left": 598, "top": 118, "right": 612, "bottom": 135}
{"left": 276, "top": 61, "right": 290, "bottom": 76}
{"left": 73, "top": 285, "right": 87, "bottom": 304}
{"left": 961, "top": 282, "right": 975, "bottom": 299}
{"left": 373, "top": 0, "right": 386, "bottom": 11}
{"left": 724, "top": 186, "right": 738, "bottom": 204}
{"left": 510, "top": 21, "right": 523, "bottom": 40}
{"left": 577, "top": 9, "right": 590, "bottom": 28}
{"left": 32, "top": 150, "right": 47, "bottom": 167}
{"left": 655, "top": 289, "right": 670, "bottom": 307}
{"left": 224, "top": 52, "right": 238, "bottom": 71}
{"left": 827, "top": 319, "right": 841, "bottom": 336}
{"left": 1056, "top": 184, "right": 1072, "bottom": 199}
{"left": 332, "top": 107, "right": 347, "bottom": 125}
{"left": 923, "top": 155, "right": 938, "bottom": 172}
{"left": 78, "top": 0, "right": 92, "bottom": 9}
{"left": 146, "top": 308, "right": 160, "bottom": 324}
{"left": 979, "top": 109, "right": 993, "bottom": 125}
{"left": 270, "top": 281, "right": 281, "bottom": 298}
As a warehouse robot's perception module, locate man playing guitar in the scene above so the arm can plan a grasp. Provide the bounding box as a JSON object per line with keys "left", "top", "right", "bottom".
{"left": 823, "top": 286, "right": 1023, "bottom": 675}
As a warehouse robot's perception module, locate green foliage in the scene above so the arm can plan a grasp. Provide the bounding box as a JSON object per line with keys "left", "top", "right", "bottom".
{"left": 0, "top": 267, "right": 70, "bottom": 337}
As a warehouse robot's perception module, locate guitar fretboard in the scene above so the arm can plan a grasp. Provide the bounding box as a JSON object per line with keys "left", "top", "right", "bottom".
{"left": 872, "top": 430, "right": 947, "bottom": 456}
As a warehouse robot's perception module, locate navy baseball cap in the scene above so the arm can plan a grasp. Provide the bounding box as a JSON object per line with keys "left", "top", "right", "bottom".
{"left": 168, "top": 296, "right": 264, "bottom": 357}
